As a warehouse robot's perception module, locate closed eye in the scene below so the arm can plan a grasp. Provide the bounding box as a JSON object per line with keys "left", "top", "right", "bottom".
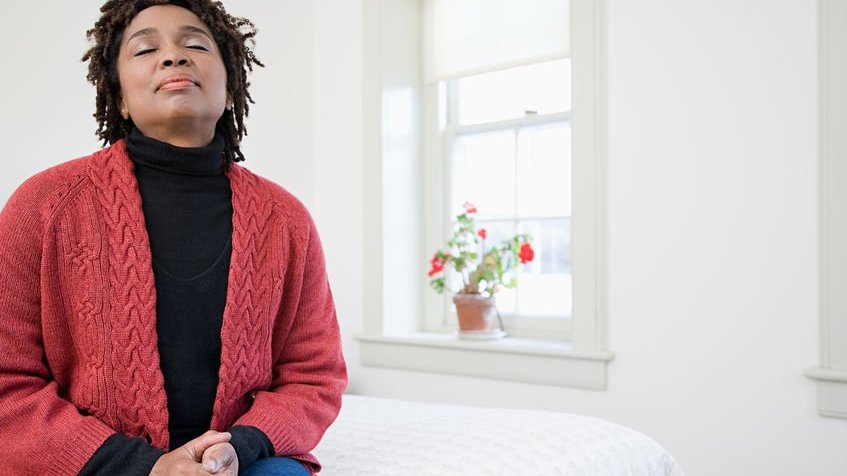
{"left": 187, "top": 45, "right": 209, "bottom": 51}
{"left": 134, "top": 48, "right": 156, "bottom": 56}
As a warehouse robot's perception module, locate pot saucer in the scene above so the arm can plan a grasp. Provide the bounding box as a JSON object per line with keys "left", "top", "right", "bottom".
{"left": 457, "top": 329, "right": 507, "bottom": 340}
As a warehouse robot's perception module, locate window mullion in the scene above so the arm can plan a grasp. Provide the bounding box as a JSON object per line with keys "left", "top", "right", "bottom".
{"left": 454, "top": 112, "right": 570, "bottom": 136}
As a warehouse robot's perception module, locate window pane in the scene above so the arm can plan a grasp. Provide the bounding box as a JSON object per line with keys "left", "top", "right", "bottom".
{"left": 515, "top": 274, "right": 572, "bottom": 317}
{"left": 517, "top": 124, "right": 571, "bottom": 217}
{"left": 473, "top": 219, "right": 517, "bottom": 251}
{"left": 456, "top": 59, "right": 571, "bottom": 126}
{"left": 515, "top": 218, "right": 571, "bottom": 317}
{"left": 518, "top": 218, "right": 571, "bottom": 274}
{"left": 452, "top": 130, "right": 515, "bottom": 219}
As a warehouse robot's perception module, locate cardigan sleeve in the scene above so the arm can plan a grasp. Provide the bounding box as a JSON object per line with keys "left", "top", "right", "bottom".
{"left": 78, "top": 434, "right": 164, "bottom": 476}
{"left": 0, "top": 178, "right": 117, "bottom": 475}
{"left": 226, "top": 425, "right": 275, "bottom": 469}
{"left": 231, "top": 213, "right": 347, "bottom": 473}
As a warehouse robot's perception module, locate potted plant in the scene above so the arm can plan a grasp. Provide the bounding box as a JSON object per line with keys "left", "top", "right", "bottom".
{"left": 427, "top": 202, "right": 535, "bottom": 339}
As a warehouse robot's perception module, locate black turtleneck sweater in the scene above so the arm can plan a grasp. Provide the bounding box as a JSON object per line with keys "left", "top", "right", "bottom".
{"left": 79, "top": 129, "right": 274, "bottom": 475}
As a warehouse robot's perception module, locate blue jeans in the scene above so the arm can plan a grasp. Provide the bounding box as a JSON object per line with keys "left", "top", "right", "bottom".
{"left": 241, "top": 457, "right": 311, "bottom": 476}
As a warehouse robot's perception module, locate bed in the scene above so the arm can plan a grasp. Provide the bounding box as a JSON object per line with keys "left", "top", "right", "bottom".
{"left": 312, "top": 394, "right": 684, "bottom": 475}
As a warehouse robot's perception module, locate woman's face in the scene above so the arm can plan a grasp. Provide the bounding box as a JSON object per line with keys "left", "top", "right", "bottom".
{"left": 116, "top": 4, "right": 228, "bottom": 144}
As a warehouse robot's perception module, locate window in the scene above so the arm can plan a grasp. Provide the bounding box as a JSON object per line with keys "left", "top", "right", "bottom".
{"left": 359, "top": 0, "right": 612, "bottom": 389}
{"left": 424, "top": 60, "right": 574, "bottom": 340}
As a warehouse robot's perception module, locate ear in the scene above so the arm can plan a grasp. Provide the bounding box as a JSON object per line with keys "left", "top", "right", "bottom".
{"left": 118, "top": 95, "right": 130, "bottom": 120}
{"left": 226, "top": 92, "right": 233, "bottom": 111}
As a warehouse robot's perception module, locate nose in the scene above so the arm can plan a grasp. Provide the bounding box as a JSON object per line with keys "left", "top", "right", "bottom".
{"left": 161, "top": 53, "right": 190, "bottom": 68}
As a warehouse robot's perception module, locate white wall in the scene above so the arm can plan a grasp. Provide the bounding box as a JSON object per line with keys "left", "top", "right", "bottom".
{"left": 0, "top": 1, "right": 101, "bottom": 201}
{"left": 2, "top": 1, "right": 846, "bottom": 475}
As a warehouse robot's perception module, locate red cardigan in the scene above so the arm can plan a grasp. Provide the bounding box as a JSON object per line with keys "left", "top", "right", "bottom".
{"left": 0, "top": 141, "right": 347, "bottom": 475}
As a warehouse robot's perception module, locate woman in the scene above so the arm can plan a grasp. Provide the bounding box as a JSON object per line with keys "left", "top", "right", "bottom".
{"left": 0, "top": 1, "right": 347, "bottom": 475}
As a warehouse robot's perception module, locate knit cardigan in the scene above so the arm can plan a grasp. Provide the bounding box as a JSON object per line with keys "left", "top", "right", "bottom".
{"left": 0, "top": 140, "right": 348, "bottom": 475}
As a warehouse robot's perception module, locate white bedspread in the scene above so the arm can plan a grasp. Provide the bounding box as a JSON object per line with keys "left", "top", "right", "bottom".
{"left": 313, "top": 394, "right": 684, "bottom": 475}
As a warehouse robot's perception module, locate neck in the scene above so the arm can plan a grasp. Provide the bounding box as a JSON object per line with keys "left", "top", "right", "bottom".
{"left": 126, "top": 126, "right": 226, "bottom": 176}
{"left": 134, "top": 122, "right": 217, "bottom": 148}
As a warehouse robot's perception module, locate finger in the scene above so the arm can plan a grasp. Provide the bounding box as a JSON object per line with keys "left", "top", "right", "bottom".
{"left": 201, "top": 442, "right": 229, "bottom": 473}
{"left": 183, "top": 431, "right": 232, "bottom": 461}
{"left": 208, "top": 443, "right": 237, "bottom": 473}
{"left": 218, "top": 444, "right": 236, "bottom": 468}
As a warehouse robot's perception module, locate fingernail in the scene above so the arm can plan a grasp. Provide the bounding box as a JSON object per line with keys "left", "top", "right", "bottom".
{"left": 207, "top": 461, "right": 220, "bottom": 472}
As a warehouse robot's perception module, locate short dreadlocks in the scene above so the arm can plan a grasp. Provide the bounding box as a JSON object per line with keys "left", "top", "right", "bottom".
{"left": 82, "top": 0, "right": 263, "bottom": 167}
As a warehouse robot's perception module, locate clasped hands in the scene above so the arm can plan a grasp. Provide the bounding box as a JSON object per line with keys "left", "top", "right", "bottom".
{"left": 149, "top": 430, "right": 238, "bottom": 476}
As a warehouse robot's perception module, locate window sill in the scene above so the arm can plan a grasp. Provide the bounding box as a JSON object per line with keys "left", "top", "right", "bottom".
{"left": 356, "top": 332, "right": 614, "bottom": 390}
{"left": 804, "top": 367, "right": 847, "bottom": 418}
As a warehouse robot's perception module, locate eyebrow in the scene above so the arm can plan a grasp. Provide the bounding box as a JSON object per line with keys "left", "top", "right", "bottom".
{"left": 126, "top": 25, "right": 214, "bottom": 45}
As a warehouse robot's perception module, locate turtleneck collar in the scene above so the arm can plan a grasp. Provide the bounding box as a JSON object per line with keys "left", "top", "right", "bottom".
{"left": 126, "top": 126, "right": 226, "bottom": 176}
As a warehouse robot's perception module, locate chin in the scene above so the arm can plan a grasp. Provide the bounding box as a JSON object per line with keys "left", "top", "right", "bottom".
{"left": 161, "top": 108, "right": 222, "bottom": 125}
{"left": 162, "top": 96, "right": 223, "bottom": 116}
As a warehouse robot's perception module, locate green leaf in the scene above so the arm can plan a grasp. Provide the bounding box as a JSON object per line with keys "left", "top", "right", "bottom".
{"left": 430, "top": 277, "right": 446, "bottom": 294}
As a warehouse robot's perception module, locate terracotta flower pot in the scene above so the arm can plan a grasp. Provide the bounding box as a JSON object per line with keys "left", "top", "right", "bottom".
{"left": 452, "top": 294, "right": 500, "bottom": 332}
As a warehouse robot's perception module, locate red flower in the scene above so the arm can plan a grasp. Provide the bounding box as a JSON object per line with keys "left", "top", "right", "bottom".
{"left": 463, "top": 202, "right": 477, "bottom": 214}
{"left": 428, "top": 253, "right": 446, "bottom": 277}
{"left": 519, "top": 242, "right": 535, "bottom": 264}
{"left": 477, "top": 228, "right": 487, "bottom": 240}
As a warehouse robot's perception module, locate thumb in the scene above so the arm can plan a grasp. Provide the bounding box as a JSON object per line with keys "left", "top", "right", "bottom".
{"left": 202, "top": 443, "right": 235, "bottom": 473}
{"left": 182, "top": 430, "right": 232, "bottom": 461}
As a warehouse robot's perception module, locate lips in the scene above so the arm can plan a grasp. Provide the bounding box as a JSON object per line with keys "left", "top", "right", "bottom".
{"left": 157, "top": 75, "right": 199, "bottom": 91}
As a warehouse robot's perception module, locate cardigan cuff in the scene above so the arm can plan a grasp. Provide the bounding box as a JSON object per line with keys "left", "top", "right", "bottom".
{"left": 228, "top": 425, "right": 275, "bottom": 470}
{"left": 44, "top": 413, "right": 116, "bottom": 476}
{"left": 78, "top": 433, "right": 165, "bottom": 476}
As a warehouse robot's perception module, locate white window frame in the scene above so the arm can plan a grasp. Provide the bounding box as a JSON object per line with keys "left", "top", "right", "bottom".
{"left": 358, "top": 0, "right": 612, "bottom": 389}
{"left": 805, "top": 0, "right": 847, "bottom": 418}
{"left": 421, "top": 84, "right": 574, "bottom": 340}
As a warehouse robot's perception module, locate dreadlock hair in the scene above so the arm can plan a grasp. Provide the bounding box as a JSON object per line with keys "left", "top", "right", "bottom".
{"left": 82, "top": 0, "right": 264, "bottom": 169}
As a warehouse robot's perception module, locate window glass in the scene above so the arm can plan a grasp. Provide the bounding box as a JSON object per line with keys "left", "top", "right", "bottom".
{"left": 452, "top": 131, "right": 516, "bottom": 219}
{"left": 517, "top": 124, "right": 571, "bottom": 217}
{"left": 516, "top": 218, "right": 572, "bottom": 317}
{"left": 456, "top": 59, "right": 571, "bottom": 125}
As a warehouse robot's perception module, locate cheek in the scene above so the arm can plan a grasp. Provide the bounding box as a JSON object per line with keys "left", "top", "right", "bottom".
{"left": 210, "top": 65, "right": 229, "bottom": 103}
{"left": 117, "top": 63, "right": 149, "bottom": 105}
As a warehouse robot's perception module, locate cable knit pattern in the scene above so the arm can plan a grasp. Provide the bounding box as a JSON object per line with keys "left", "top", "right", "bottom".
{"left": 91, "top": 144, "right": 171, "bottom": 445}
{"left": 0, "top": 141, "right": 347, "bottom": 475}
{"left": 56, "top": 189, "right": 109, "bottom": 422}
{"left": 212, "top": 164, "right": 275, "bottom": 432}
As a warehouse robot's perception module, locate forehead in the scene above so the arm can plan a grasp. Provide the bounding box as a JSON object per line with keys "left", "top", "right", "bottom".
{"left": 124, "top": 4, "right": 212, "bottom": 38}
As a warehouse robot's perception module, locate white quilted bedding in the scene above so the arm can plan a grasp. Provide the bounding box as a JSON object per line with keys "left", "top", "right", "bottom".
{"left": 313, "top": 394, "right": 684, "bottom": 476}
